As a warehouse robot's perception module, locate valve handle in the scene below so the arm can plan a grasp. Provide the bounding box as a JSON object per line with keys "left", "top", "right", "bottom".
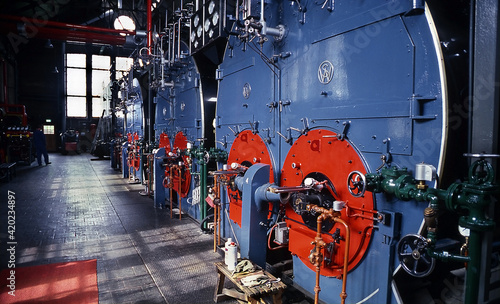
{"left": 347, "top": 171, "right": 366, "bottom": 197}
{"left": 397, "top": 234, "right": 435, "bottom": 278}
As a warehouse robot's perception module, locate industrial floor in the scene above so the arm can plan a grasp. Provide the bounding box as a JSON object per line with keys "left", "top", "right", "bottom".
{"left": 0, "top": 152, "right": 244, "bottom": 304}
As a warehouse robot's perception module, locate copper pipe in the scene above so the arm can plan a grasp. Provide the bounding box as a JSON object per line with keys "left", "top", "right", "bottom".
{"left": 216, "top": 176, "right": 221, "bottom": 247}
{"left": 308, "top": 206, "right": 350, "bottom": 304}
{"left": 213, "top": 177, "right": 218, "bottom": 252}
{"left": 334, "top": 217, "right": 350, "bottom": 304}
{"left": 178, "top": 166, "right": 182, "bottom": 220}
{"left": 169, "top": 166, "right": 174, "bottom": 219}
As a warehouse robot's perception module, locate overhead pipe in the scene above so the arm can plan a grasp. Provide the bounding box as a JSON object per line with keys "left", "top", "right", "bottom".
{"left": 0, "top": 17, "right": 131, "bottom": 45}
{"left": 0, "top": 14, "right": 134, "bottom": 35}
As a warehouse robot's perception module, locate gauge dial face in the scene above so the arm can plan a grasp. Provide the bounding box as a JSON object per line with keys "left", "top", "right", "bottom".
{"left": 208, "top": 29, "right": 214, "bottom": 38}
{"left": 197, "top": 25, "right": 203, "bottom": 37}
{"left": 204, "top": 19, "right": 211, "bottom": 32}
{"left": 208, "top": 1, "right": 216, "bottom": 14}
{"left": 190, "top": 31, "right": 196, "bottom": 42}
{"left": 458, "top": 225, "right": 470, "bottom": 237}
{"left": 193, "top": 15, "right": 200, "bottom": 27}
{"left": 212, "top": 11, "right": 219, "bottom": 26}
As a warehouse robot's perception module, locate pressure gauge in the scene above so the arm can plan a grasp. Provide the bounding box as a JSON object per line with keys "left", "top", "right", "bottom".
{"left": 194, "top": 40, "right": 199, "bottom": 48}
{"left": 208, "top": 29, "right": 214, "bottom": 38}
{"left": 212, "top": 11, "right": 219, "bottom": 26}
{"left": 458, "top": 225, "right": 470, "bottom": 237}
{"left": 208, "top": 1, "right": 216, "bottom": 15}
{"left": 197, "top": 25, "right": 203, "bottom": 37}
{"left": 193, "top": 15, "right": 200, "bottom": 27}
{"left": 190, "top": 31, "right": 196, "bottom": 42}
{"left": 204, "top": 18, "right": 211, "bottom": 32}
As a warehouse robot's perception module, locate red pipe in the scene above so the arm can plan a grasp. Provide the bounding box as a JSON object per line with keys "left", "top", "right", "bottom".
{"left": 0, "top": 20, "right": 127, "bottom": 45}
{"left": 147, "top": 0, "right": 152, "bottom": 54}
{"left": 0, "top": 14, "right": 134, "bottom": 36}
{"left": 0, "top": 15, "right": 134, "bottom": 45}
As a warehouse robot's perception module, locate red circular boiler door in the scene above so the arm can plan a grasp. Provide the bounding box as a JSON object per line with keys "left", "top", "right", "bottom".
{"left": 226, "top": 130, "right": 274, "bottom": 226}
{"left": 281, "top": 129, "right": 374, "bottom": 277}
{"left": 169, "top": 131, "right": 191, "bottom": 198}
{"left": 159, "top": 132, "right": 171, "bottom": 151}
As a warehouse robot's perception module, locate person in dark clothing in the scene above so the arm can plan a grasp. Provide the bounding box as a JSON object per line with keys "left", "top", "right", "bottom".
{"left": 33, "top": 126, "right": 50, "bottom": 166}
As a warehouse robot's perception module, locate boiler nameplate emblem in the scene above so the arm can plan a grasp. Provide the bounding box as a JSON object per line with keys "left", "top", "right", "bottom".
{"left": 318, "top": 60, "right": 334, "bottom": 84}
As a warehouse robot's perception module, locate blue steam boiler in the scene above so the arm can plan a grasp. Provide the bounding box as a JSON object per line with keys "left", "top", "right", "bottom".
{"left": 213, "top": 1, "right": 471, "bottom": 303}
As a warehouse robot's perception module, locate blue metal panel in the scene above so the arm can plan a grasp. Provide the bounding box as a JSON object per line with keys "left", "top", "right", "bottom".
{"left": 153, "top": 147, "right": 166, "bottom": 208}
{"left": 154, "top": 92, "right": 173, "bottom": 140}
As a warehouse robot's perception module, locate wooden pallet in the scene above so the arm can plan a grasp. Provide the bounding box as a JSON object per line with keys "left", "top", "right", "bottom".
{"left": 214, "top": 261, "right": 287, "bottom": 304}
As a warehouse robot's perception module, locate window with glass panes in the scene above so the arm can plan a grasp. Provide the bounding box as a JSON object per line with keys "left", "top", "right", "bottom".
{"left": 66, "top": 54, "right": 134, "bottom": 118}
{"left": 66, "top": 54, "right": 87, "bottom": 118}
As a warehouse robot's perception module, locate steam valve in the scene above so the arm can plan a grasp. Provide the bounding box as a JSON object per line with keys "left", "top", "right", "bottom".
{"left": 347, "top": 171, "right": 366, "bottom": 197}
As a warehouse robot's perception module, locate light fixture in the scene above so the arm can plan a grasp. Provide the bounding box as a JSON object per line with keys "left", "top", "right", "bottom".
{"left": 113, "top": 15, "right": 136, "bottom": 35}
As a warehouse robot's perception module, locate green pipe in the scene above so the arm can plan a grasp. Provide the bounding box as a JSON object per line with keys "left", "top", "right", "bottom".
{"left": 464, "top": 229, "right": 482, "bottom": 304}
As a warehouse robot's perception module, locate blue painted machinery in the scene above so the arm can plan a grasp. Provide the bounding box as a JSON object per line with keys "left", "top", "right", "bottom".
{"left": 110, "top": 0, "right": 500, "bottom": 303}
{"left": 120, "top": 76, "right": 145, "bottom": 182}
{"left": 151, "top": 12, "right": 219, "bottom": 223}
{"left": 210, "top": 1, "right": 497, "bottom": 304}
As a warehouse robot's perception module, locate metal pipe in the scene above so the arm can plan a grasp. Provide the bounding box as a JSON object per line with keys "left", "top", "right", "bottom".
{"left": 334, "top": 217, "right": 350, "bottom": 304}
{"left": 217, "top": 180, "right": 221, "bottom": 247}
{"left": 213, "top": 176, "right": 218, "bottom": 252}
{"left": 147, "top": 0, "right": 153, "bottom": 54}
{"left": 0, "top": 14, "right": 134, "bottom": 35}
{"left": 172, "top": 22, "right": 177, "bottom": 60}
{"left": 178, "top": 165, "right": 182, "bottom": 220}
{"left": 201, "top": 156, "right": 208, "bottom": 227}
{"left": 268, "top": 185, "right": 309, "bottom": 193}
{"left": 0, "top": 21, "right": 128, "bottom": 45}
{"left": 260, "top": 0, "right": 265, "bottom": 22}
{"left": 210, "top": 170, "right": 239, "bottom": 175}
{"left": 170, "top": 167, "right": 174, "bottom": 218}
{"left": 308, "top": 206, "right": 350, "bottom": 304}
{"left": 177, "top": 18, "right": 181, "bottom": 60}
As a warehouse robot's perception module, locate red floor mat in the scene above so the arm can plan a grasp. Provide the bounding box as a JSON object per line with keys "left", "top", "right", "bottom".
{"left": 0, "top": 259, "right": 98, "bottom": 304}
